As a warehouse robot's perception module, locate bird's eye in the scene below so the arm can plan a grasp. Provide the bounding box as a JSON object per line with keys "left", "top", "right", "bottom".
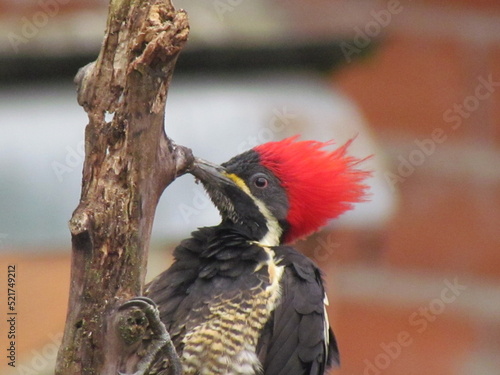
{"left": 254, "top": 176, "right": 268, "bottom": 189}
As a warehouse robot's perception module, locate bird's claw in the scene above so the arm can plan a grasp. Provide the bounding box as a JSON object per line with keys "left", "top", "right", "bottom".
{"left": 117, "top": 296, "right": 181, "bottom": 375}
{"left": 119, "top": 296, "right": 158, "bottom": 311}
{"left": 119, "top": 296, "right": 166, "bottom": 340}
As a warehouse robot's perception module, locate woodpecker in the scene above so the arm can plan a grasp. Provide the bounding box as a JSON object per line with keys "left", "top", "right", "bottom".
{"left": 145, "top": 137, "right": 369, "bottom": 375}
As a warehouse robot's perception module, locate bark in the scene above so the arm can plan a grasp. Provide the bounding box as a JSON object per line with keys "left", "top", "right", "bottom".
{"left": 55, "top": 0, "right": 190, "bottom": 374}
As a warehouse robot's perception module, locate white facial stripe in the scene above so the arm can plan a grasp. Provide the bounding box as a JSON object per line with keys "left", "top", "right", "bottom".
{"left": 224, "top": 173, "right": 282, "bottom": 246}
{"left": 257, "top": 211, "right": 282, "bottom": 247}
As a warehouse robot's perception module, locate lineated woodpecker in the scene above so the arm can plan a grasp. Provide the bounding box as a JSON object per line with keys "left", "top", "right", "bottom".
{"left": 140, "top": 137, "right": 369, "bottom": 375}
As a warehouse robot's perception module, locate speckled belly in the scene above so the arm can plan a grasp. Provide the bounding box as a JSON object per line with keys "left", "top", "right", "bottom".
{"left": 181, "top": 264, "right": 283, "bottom": 375}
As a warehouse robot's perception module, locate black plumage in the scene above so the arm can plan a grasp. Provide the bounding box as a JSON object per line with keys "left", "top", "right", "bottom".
{"left": 141, "top": 137, "right": 369, "bottom": 375}
{"left": 146, "top": 226, "right": 338, "bottom": 375}
{"left": 257, "top": 246, "right": 339, "bottom": 375}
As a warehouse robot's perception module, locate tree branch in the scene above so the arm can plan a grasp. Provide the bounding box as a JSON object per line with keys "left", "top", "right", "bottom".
{"left": 55, "top": 0, "right": 190, "bottom": 374}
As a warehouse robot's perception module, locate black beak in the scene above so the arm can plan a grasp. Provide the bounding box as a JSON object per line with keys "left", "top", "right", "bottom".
{"left": 187, "top": 158, "right": 239, "bottom": 221}
{"left": 188, "top": 158, "right": 234, "bottom": 188}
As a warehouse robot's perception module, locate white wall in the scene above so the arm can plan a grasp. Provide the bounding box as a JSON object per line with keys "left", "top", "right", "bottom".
{"left": 0, "top": 72, "right": 395, "bottom": 250}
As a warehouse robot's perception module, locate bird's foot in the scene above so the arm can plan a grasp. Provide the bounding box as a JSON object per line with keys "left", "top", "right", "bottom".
{"left": 117, "top": 297, "right": 182, "bottom": 375}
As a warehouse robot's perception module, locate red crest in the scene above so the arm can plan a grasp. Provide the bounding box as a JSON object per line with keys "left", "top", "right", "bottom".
{"left": 254, "top": 136, "right": 370, "bottom": 243}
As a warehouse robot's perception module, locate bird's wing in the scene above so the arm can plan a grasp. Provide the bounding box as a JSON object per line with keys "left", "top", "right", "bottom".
{"left": 145, "top": 230, "right": 208, "bottom": 347}
{"left": 145, "top": 227, "right": 271, "bottom": 350}
{"left": 258, "top": 247, "right": 339, "bottom": 375}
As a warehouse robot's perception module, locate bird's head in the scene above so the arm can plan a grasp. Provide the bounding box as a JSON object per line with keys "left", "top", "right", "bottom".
{"left": 189, "top": 136, "right": 370, "bottom": 246}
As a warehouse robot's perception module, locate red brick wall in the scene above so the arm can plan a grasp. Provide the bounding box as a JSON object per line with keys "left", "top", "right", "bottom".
{"left": 324, "top": 0, "right": 500, "bottom": 374}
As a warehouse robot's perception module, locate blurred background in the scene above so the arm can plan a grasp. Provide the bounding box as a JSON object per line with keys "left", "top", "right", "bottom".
{"left": 1, "top": 0, "right": 500, "bottom": 374}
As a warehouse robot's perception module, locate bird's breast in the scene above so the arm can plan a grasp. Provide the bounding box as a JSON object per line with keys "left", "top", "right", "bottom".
{"left": 181, "top": 245, "right": 283, "bottom": 375}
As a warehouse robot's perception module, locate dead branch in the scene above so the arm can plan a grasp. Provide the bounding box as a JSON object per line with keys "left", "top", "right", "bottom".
{"left": 55, "top": 0, "right": 191, "bottom": 374}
